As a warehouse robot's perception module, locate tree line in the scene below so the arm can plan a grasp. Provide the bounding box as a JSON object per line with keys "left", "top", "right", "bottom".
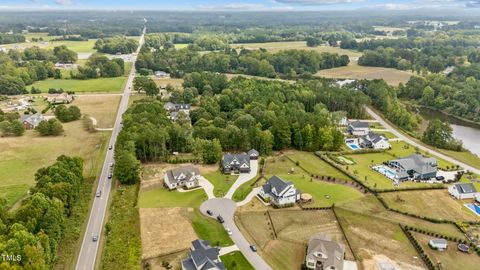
{"left": 94, "top": 37, "right": 139, "bottom": 54}
{"left": 0, "top": 155, "right": 83, "bottom": 269}
{"left": 72, "top": 54, "right": 125, "bottom": 79}
{"left": 0, "top": 34, "right": 26, "bottom": 44}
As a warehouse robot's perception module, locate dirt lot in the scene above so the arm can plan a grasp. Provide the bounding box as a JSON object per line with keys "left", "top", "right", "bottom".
{"left": 139, "top": 208, "right": 197, "bottom": 259}
{"left": 236, "top": 209, "right": 351, "bottom": 270}
{"left": 143, "top": 250, "right": 189, "bottom": 270}
{"left": 380, "top": 190, "right": 479, "bottom": 222}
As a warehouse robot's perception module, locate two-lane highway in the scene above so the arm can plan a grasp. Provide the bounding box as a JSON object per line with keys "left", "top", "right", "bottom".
{"left": 75, "top": 28, "right": 145, "bottom": 270}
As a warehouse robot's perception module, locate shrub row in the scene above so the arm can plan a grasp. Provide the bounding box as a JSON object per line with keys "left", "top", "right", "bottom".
{"left": 166, "top": 158, "right": 200, "bottom": 164}
{"left": 401, "top": 226, "right": 438, "bottom": 270}
{"left": 404, "top": 225, "right": 466, "bottom": 244}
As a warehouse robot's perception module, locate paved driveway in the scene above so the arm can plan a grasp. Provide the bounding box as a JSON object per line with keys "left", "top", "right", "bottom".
{"left": 200, "top": 198, "right": 272, "bottom": 270}
{"left": 224, "top": 160, "right": 259, "bottom": 199}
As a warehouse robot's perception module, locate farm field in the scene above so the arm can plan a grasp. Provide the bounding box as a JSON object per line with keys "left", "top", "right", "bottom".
{"left": 138, "top": 187, "right": 207, "bottom": 208}
{"left": 204, "top": 170, "right": 239, "bottom": 197}
{"left": 68, "top": 95, "right": 121, "bottom": 128}
{"left": 335, "top": 208, "right": 425, "bottom": 270}
{"left": 414, "top": 233, "right": 480, "bottom": 270}
{"left": 4, "top": 37, "right": 97, "bottom": 53}
{"left": 231, "top": 41, "right": 362, "bottom": 59}
{"left": 0, "top": 121, "right": 109, "bottom": 207}
{"left": 31, "top": 77, "right": 128, "bottom": 93}
{"left": 316, "top": 61, "right": 413, "bottom": 86}
{"left": 236, "top": 209, "right": 350, "bottom": 270}
{"left": 380, "top": 190, "right": 479, "bottom": 222}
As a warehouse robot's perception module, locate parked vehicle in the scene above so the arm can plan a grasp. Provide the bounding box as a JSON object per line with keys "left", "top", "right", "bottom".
{"left": 206, "top": 210, "right": 213, "bottom": 216}
{"left": 250, "top": 245, "right": 257, "bottom": 252}
{"left": 217, "top": 215, "right": 224, "bottom": 223}
{"left": 226, "top": 228, "right": 232, "bottom": 235}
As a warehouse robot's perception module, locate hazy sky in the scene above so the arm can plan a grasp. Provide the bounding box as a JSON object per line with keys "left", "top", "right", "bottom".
{"left": 1, "top": 0, "right": 479, "bottom": 10}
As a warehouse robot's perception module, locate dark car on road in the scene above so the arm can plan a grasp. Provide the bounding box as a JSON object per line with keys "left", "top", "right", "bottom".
{"left": 108, "top": 173, "right": 113, "bottom": 179}
{"left": 217, "top": 215, "right": 224, "bottom": 223}
{"left": 250, "top": 245, "right": 257, "bottom": 252}
{"left": 206, "top": 210, "right": 213, "bottom": 216}
{"left": 109, "top": 145, "right": 113, "bottom": 150}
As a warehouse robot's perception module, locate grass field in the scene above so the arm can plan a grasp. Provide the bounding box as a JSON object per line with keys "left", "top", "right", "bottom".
{"left": 32, "top": 77, "right": 128, "bottom": 93}
{"left": 138, "top": 187, "right": 207, "bottom": 208}
{"left": 0, "top": 121, "right": 109, "bottom": 207}
{"left": 236, "top": 209, "right": 350, "bottom": 270}
{"left": 69, "top": 95, "right": 121, "bottom": 128}
{"left": 232, "top": 177, "right": 259, "bottom": 202}
{"left": 415, "top": 233, "right": 480, "bottom": 270}
{"left": 335, "top": 208, "right": 424, "bottom": 270}
{"left": 220, "top": 251, "right": 254, "bottom": 270}
{"left": 188, "top": 209, "right": 234, "bottom": 247}
{"left": 100, "top": 184, "right": 142, "bottom": 270}
{"left": 284, "top": 150, "right": 352, "bottom": 180}
{"left": 139, "top": 207, "right": 197, "bottom": 259}
{"left": 316, "top": 61, "right": 413, "bottom": 86}
{"left": 439, "top": 148, "right": 480, "bottom": 170}
{"left": 4, "top": 38, "right": 97, "bottom": 53}
{"left": 231, "top": 41, "right": 362, "bottom": 59}
{"left": 152, "top": 77, "right": 184, "bottom": 88}
{"left": 204, "top": 170, "right": 239, "bottom": 197}
{"left": 380, "top": 190, "right": 479, "bottom": 222}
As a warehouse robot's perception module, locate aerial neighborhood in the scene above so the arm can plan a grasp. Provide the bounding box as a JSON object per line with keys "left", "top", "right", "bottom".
{"left": 1, "top": 6, "right": 480, "bottom": 270}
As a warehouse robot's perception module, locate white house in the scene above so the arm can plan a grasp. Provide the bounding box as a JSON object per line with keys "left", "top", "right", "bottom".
{"left": 347, "top": 120, "right": 370, "bottom": 136}
{"left": 259, "top": 175, "right": 301, "bottom": 207}
{"left": 359, "top": 132, "right": 390, "bottom": 149}
{"left": 429, "top": 238, "right": 448, "bottom": 251}
{"left": 448, "top": 183, "right": 479, "bottom": 200}
{"left": 155, "top": 70, "right": 169, "bottom": 78}
{"left": 164, "top": 165, "right": 201, "bottom": 190}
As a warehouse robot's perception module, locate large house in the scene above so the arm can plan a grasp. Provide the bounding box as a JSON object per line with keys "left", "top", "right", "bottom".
{"left": 305, "top": 234, "right": 345, "bottom": 270}
{"left": 388, "top": 154, "right": 437, "bottom": 181}
{"left": 359, "top": 132, "right": 390, "bottom": 150}
{"left": 347, "top": 120, "right": 370, "bottom": 136}
{"left": 448, "top": 183, "right": 479, "bottom": 200}
{"left": 222, "top": 152, "right": 251, "bottom": 174}
{"left": 181, "top": 239, "right": 225, "bottom": 270}
{"left": 259, "top": 175, "right": 301, "bottom": 207}
{"left": 47, "top": 93, "right": 73, "bottom": 104}
{"left": 21, "top": 113, "right": 44, "bottom": 129}
{"left": 164, "top": 102, "right": 191, "bottom": 123}
{"left": 164, "top": 165, "right": 201, "bottom": 190}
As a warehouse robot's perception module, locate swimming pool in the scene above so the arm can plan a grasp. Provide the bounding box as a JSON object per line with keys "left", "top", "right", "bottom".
{"left": 465, "top": 203, "right": 480, "bottom": 216}
{"left": 347, "top": 143, "right": 360, "bottom": 150}
{"left": 374, "top": 165, "right": 397, "bottom": 179}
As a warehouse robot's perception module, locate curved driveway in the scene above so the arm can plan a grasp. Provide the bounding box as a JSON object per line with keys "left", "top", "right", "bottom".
{"left": 366, "top": 107, "right": 480, "bottom": 174}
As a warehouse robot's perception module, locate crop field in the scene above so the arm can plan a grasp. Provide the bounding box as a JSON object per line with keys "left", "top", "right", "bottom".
{"left": 32, "top": 77, "right": 128, "bottom": 93}
{"left": 316, "top": 61, "right": 413, "bottom": 86}
{"left": 0, "top": 121, "right": 109, "bottom": 207}
{"left": 236, "top": 209, "right": 351, "bottom": 270}
{"left": 139, "top": 207, "right": 197, "bottom": 259}
{"left": 69, "top": 95, "right": 121, "bottom": 128}
{"left": 414, "top": 233, "right": 480, "bottom": 270}
{"left": 380, "top": 190, "right": 479, "bottom": 222}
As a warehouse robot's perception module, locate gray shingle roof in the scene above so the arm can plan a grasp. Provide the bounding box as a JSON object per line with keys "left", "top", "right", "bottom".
{"left": 454, "top": 183, "right": 477, "bottom": 194}
{"left": 306, "top": 234, "right": 345, "bottom": 270}
{"left": 222, "top": 153, "right": 250, "bottom": 169}
{"left": 166, "top": 165, "right": 200, "bottom": 184}
{"left": 349, "top": 120, "right": 369, "bottom": 128}
{"left": 390, "top": 154, "right": 437, "bottom": 176}
{"left": 182, "top": 239, "right": 225, "bottom": 270}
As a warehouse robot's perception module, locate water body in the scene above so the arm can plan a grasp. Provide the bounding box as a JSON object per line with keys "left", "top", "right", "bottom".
{"left": 418, "top": 107, "right": 480, "bottom": 156}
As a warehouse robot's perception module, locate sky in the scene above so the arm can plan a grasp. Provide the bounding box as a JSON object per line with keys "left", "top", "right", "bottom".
{"left": 0, "top": 0, "right": 480, "bottom": 11}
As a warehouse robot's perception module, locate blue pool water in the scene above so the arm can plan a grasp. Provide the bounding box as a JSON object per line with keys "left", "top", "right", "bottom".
{"left": 377, "top": 166, "right": 397, "bottom": 178}
{"left": 466, "top": 204, "right": 480, "bottom": 216}
{"left": 348, "top": 144, "right": 360, "bottom": 150}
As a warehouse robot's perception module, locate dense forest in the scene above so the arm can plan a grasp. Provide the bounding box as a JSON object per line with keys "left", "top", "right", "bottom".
{"left": 0, "top": 156, "right": 84, "bottom": 269}
{"left": 136, "top": 46, "right": 349, "bottom": 79}
{"left": 94, "top": 37, "right": 139, "bottom": 54}
{"left": 72, "top": 54, "right": 125, "bottom": 79}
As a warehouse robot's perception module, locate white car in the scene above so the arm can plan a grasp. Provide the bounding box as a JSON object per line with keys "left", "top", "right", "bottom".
{"left": 226, "top": 228, "right": 232, "bottom": 235}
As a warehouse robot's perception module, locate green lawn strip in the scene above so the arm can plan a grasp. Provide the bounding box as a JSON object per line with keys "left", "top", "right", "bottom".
{"left": 188, "top": 209, "right": 234, "bottom": 247}
{"left": 439, "top": 148, "right": 480, "bottom": 170}
{"left": 220, "top": 251, "right": 254, "bottom": 270}
{"left": 100, "top": 185, "right": 142, "bottom": 270}
{"left": 269, "top": 174, "right": 364, "bottom": 207}
{"left": 204, "top": 171, "right": 238, "bottom": 197}
{"left": 138, "top": 187, "right": 207, "bottom": 208}
{"left": 231, "top": 177, "right": 258, "bottom": 202}
{"left": 32, "top": 77, "right": 127, "bottom": 93}
{"left": 285, "top": 151, "right": 353, "bottom": 181}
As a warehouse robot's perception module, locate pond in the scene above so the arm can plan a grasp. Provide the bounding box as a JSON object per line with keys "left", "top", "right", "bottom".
{"left": 418, "top": 107, "right": 480, "bottom": 156}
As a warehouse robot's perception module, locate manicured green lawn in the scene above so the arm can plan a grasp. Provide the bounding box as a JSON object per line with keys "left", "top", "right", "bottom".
{"left": 188, "top": 209, "right": 234, "bottom": 247}
{"left": 232, "top": 178, "right": 258, "bottom": 202}
{"left": 32, "top": 77, "right": 127, "bottom": 93}
{"left": 220, "top": 251, "right": 254, "bottom": 270}
{"left": 270, "top": 174, "right": 364, "bottom": 207}
{"left": 285, "top": 151, "right": 352, "bottom": 180}
{"left": 138, "top": 187, "right": 207, "bottom": 208}
{"left": 204, "top": 170, "right": 238, "bottom": 197}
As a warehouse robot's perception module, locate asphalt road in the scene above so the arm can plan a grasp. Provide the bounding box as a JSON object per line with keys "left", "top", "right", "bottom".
{"left": 366, "top": 106, "right": 480, "bottom": 175}
{"left": 75, "top": 28, "right": 145, "bottom": 270}
{"left": 200, "top": 198, "right": 273, "bottom": 270}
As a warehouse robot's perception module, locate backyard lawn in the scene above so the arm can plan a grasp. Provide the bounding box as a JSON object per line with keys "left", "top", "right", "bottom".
{"left": 32, "top": 77, "right": 128, "bottom": 93}
{"left": 188, "top": 209, "right": 234, "bottom": 247}
{"left": 204, "top": 170, "right": 238, "bottom": 197}
{"left": 0, "top": 121, "right": 109, "bottom": 207}
{"left": 284, "top": 150, "right": 352, "bottom": 180}
{"left": 138, "top": 187, "right": 207, "bottom": 208}
{"left": 232, "top": 177, "right": 260, "bottom": 202}
{"left": 220, "top": 251, "right": 254, "bottom": 270}
{"left": 380, "top": 190, "right": 479, "bottom": 222}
